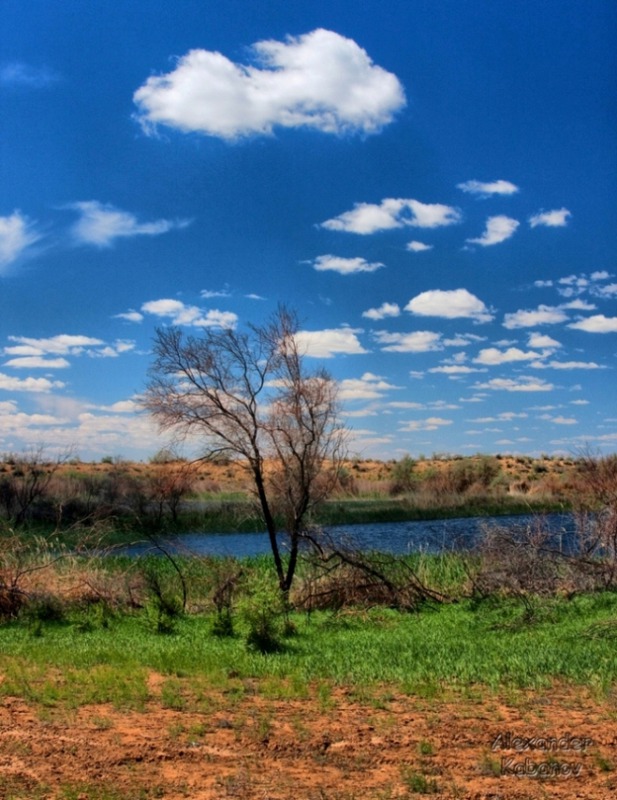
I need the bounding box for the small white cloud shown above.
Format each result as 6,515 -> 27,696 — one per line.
429,365 -> 486,375
503,305 -> 568,329
321,198 -> 461,235
474,376 -> 554,392
339,373 -> 401,401
406,241 -> 433,252
534,279 -> 553,288
457,179 -> 519,197
531,360 -> 604,370
473,347 -> 542,366
467,215 -> 519,246
374,330 -> 443,353
595,283 -> 617,298
114,310 -> 144,323
5,334 -> 104,356
3,356 -> 70,369
529,208 -> 572,228
399,416 -> 453,432
0,372 -> 64,393
0,211 -> 42,272
405,289 -> 493,322
201,288 -> 232,299
528,332 -> 561,349
294,328 -> 367,358
312,255 -> 385,274
568,315 -> 617,333
134,29 -> 406,139
141,298 -> 237,329
67,201 -> 190,247
362,302 -> 400,321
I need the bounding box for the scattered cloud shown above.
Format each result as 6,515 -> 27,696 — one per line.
201,288 -> 232,299
311,255 -> 385,274
538,414 -> 577,425
474,376 -> 554,392
114,310 -> 144,323
0,211 -> 42,272
374,330 -> 442,353
66,201 -> 190,247
406,240 -> 433,252
529,208 -> 572,228
399,417 -> 453,432
503,305 -> 568,329
141,299 -> 238,329
0,62 -> 59,89
530,359 -> 604,370
338,372 -> 401,401
134,29 -> 406,139
466,215 -> 519,246
294,327 -> 367,358
362,302 -> 400,321
429,364 -> 486,375
405,289 -> 493,322
568,315 -> 617,333
0,372 -> 64,393
3,356 -> 70,369
5,334 -> 105,357
321,198 -> 462,234
528,332 -> 561,349
457,179 -> 519,197
473,347 -> 542,366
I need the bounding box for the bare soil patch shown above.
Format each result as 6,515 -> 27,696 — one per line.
0,678 -> 615,799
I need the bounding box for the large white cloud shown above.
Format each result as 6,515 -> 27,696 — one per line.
457,179 -> 519,197
134,29 -> 406,139
399,417 -> 453,432
294,327 -> 367,358
321,198 -> 462,234
568,315 -> 617,333
529,208 -> 572,228
311,255 -> 385,274
503,305 -> 568,329
0,211 -> 42,271
67,201 -> 190,247
405,289 -> 493,322
466,215 -> 519,246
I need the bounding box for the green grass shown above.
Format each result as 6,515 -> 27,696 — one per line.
1,591 -> 616,710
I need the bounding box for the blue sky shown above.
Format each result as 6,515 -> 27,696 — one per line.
1,0 -> 616,461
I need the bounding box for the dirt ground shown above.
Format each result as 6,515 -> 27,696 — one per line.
0,677 -> 615,799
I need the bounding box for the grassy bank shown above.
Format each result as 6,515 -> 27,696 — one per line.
1,591 -> 616,706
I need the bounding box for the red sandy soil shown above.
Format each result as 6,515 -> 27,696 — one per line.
0,677 -> 615,799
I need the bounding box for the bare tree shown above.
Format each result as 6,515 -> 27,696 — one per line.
142,307 -> 347,596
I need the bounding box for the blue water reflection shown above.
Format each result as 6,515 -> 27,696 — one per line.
120,513 -> 577,558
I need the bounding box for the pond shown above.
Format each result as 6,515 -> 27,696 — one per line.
120,512 -> 577,558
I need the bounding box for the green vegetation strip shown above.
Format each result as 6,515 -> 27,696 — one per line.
1,592 -> 616,710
